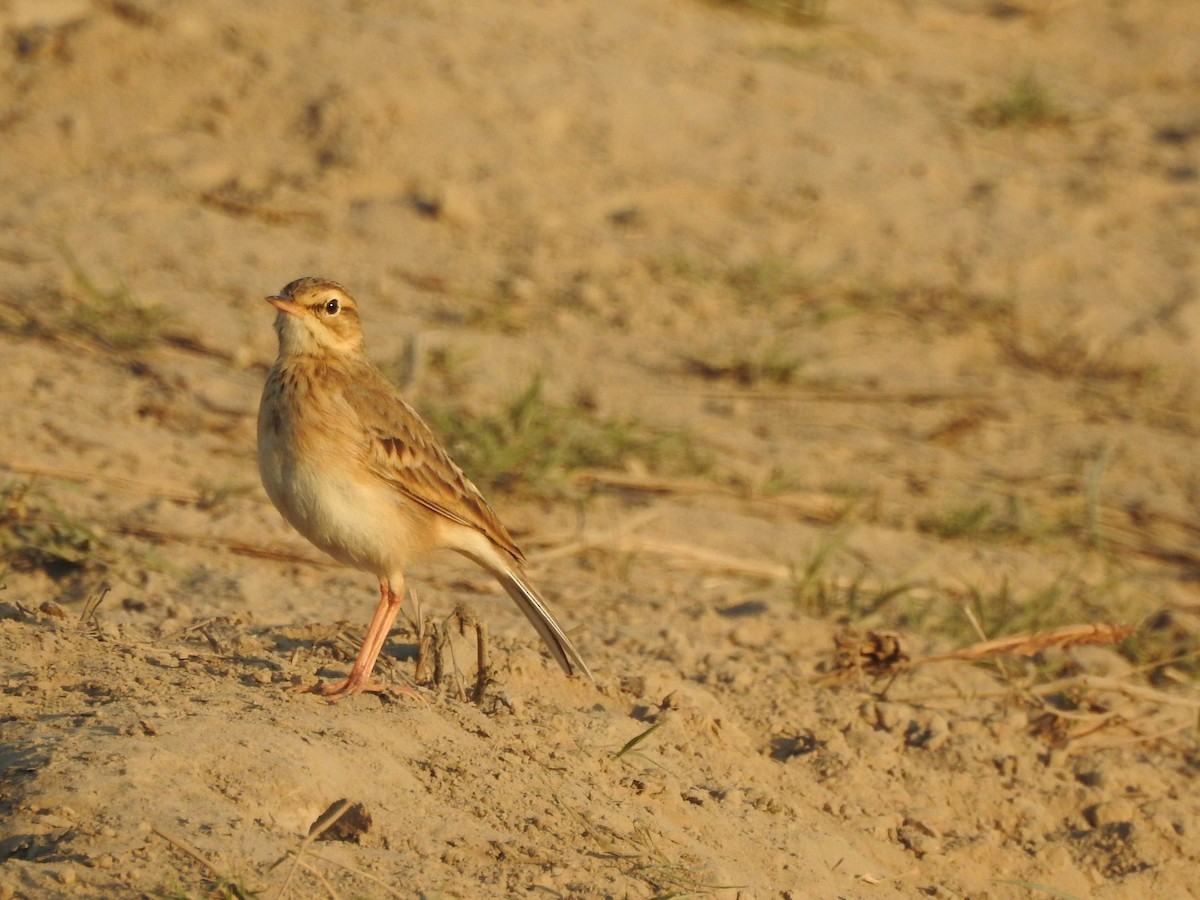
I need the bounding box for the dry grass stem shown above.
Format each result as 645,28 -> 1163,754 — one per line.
301,849 -> 409,898
294,859 -> 341,900
111,522 -> 334,567
153,825 -> 260,896
542,526 -> 813,583
570,470 -> 849,521
620,538 -> 794,580
920,623 -> 1134,664
1030,674 -> 1200,710
274,799 -> 352,900
529,507 -> 664,565
197,189 -> 322,225
0,458 -> 212,505
1068,721 -> 1197,751
151,826 -> 223,875
77,583 -> 109,627
656,386 -> 996,404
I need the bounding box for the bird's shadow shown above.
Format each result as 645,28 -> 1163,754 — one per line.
260,627 -> 420,664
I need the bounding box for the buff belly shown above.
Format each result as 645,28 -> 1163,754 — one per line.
259,440 -> 432,577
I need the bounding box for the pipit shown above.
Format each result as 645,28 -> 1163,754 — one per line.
257,277 -> 592,698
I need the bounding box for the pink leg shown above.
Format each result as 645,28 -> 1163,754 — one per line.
297,577 -> 418,700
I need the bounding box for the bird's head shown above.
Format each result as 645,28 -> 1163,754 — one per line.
267,277 -> 365,358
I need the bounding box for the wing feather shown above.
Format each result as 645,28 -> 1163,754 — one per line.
339,366 -> 526,564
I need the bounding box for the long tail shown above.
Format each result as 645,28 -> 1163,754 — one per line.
493,567 -> 594,681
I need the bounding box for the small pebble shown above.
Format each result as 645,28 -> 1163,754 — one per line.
721,788 -> 744,808
682,788 -> 707,806
1087,798 -> 1138,828
923,714 -> 951,750
39,600 -> 68,619
874,701 -> 908,732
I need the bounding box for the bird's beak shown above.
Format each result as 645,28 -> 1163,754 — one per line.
266,295 -> 308,318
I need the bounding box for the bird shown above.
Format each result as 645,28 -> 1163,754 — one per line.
257,276 -> 593,698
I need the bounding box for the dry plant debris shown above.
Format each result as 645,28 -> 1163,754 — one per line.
921,623 -> 1135,664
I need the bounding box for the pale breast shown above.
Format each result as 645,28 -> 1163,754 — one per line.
277,460 -> 434,574
258,362 -> 436,577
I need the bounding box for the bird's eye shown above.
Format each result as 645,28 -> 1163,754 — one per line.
324,297 -> 340,315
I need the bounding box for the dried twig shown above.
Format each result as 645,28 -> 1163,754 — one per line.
1030,674 -> 1200,710
152,826 -> 223,876
611,536 -> 794,580
415,621 -> 437,684
417,605 -> 492,703
153,825 -> 261,896
110,523 -> 334,567
919,623 -> 1133,664
77,582 -> 110,628
472,615 -> 491,704
197,190 -> 322,225
0,458 -> 208,505
654,386 -> 994,404
1067,720 -> 1197,751
294,859 -> 341,900
299,849 -> 408,898
568,471 -> 850,523
528,507 -> 664,565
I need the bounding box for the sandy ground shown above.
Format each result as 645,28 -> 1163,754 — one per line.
2,0 -> 1199,897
